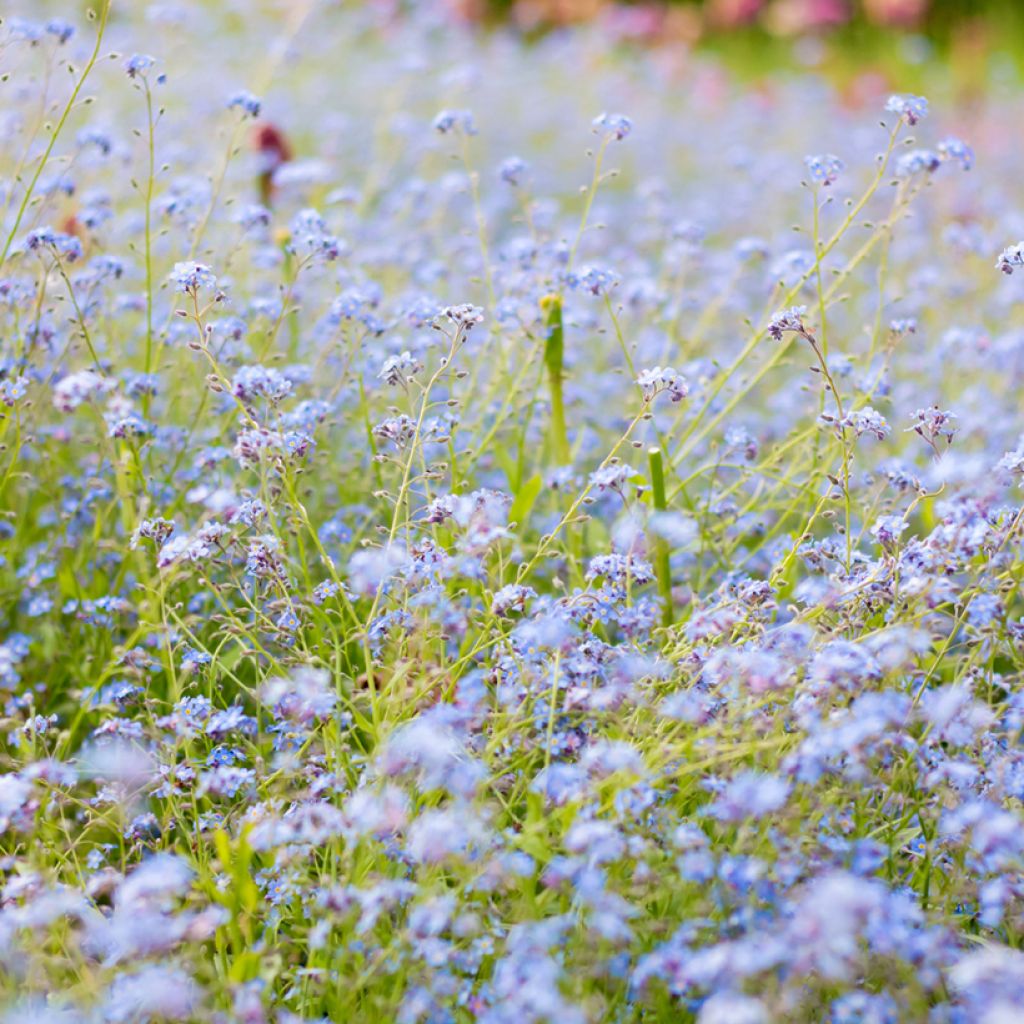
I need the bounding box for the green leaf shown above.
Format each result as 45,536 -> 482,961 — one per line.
509,473 -> 543,529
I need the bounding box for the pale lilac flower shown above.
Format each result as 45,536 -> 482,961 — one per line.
170,260 -> 217,293
592,112 -> 633,140
804,153 -> 844,186
432,109 -> 477,135
636,366 -> 688,403
708,771 -> 790,821
885,93 -> 928,125
261,666 -> 337,725
767,305 -> 809,341
997,242 -> 1024,275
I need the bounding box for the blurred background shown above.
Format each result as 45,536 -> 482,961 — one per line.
423,0 -> 1022,91
35,0 -> 1024,96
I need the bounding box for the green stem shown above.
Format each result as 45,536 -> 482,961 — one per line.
541,293 -> 569,466
568,137 -> 608,270
0,0 -> 112,272
647,446 -> 673,627
143,79 -> 156,381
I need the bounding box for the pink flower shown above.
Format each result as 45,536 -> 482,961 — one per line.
864,0 -> 928,26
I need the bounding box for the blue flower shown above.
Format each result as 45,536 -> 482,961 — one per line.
170,260 -> 217,293
885,93 -> 928,125
124,53 -> 157,79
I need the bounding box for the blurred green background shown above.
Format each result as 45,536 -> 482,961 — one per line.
443,0 -> 1024,92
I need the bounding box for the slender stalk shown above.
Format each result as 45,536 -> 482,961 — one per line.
568,137 -> 609,271
0,0 -> 112,272
142,79 -> 157,380
665,123 -> 903,479
54,255 -> 102,370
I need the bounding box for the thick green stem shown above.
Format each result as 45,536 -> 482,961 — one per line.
648,446 -> 673,627
541,293 -> 569,466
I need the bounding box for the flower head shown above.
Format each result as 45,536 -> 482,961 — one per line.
499,156 -> 528,186
170,261 -> 217,294
124,54 -> 156,79
592,112 -> 633,140
636,367 -> 688,403
768,305 -> 809,341
438,304 -> 485,332
938,136 -> 974,171
895,149 -> 940,177
227,90 -> 262,118
804,153 -> 844,186
885,93 -> 928,125
432,109 -> 477,135
45,19 -> 74,44
997,242 -> 1024,275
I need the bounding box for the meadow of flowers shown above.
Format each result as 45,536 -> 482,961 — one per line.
3,1 -> 1024,1021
